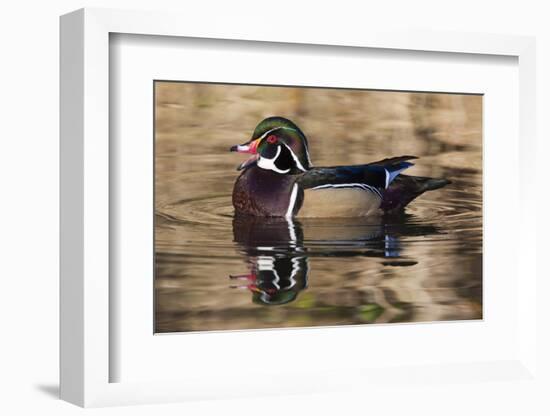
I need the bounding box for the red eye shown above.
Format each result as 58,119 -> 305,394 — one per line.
266,135 -> 277,144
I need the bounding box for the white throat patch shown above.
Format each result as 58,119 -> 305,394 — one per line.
257,146 -> 290,174
256,126 -> 310,171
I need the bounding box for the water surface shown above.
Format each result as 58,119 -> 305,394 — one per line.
154,82 -> 482,332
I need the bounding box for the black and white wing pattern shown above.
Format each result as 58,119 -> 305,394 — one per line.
297,155 -> 417,198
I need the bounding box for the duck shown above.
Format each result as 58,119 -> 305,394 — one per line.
230,116 -> 450,218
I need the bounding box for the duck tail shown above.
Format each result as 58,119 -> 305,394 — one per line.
367,155 -> 417,188
384,161 -> 415,188
381,174 -> 451,213
419,177 -> 452,192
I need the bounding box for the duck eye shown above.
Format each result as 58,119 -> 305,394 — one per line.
266,135 -> 278,144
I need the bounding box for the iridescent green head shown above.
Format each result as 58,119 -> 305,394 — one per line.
230,116 -> 313,174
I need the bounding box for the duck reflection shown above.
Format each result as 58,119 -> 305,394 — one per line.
230,216 -> 308,305
231,214 -> 441,305
230,256 -> 309,305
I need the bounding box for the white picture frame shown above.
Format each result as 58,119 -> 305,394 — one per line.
60,7 -> 538,408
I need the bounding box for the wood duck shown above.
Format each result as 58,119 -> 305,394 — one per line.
230,116 -> 450,218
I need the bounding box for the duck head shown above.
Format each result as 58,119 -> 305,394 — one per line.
230,116 -> 312,174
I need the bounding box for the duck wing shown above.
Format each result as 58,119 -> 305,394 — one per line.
297,155 -> 417,192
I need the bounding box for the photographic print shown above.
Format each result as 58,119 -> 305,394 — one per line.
154,81 -> 482,333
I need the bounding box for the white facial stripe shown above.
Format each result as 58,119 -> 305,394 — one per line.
257,126 -> 298,140
258,127 -> 281,141
304,146 -> 313,167
257,126 -> 311,166
257,146 -> 290,174
281,127 -> 312,167
285,183 -> 299,219
280,127 -> 311,168
282,143 -> 306,172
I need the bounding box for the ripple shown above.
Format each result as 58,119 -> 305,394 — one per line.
159,194 -> 234,228
155,175 -> 482,260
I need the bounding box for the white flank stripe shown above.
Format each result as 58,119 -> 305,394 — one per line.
312,182 -> 382,199
280,127 -> 312,167
286,183 -> 299,219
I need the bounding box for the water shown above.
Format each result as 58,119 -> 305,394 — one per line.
154,82 -> 482,333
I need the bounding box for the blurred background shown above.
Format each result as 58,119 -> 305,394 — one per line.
154,81 -> 482,332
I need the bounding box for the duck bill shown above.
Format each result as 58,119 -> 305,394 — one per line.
230,138 -> 261,170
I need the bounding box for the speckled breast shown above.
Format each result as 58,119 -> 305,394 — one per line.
232,167 -> 302,217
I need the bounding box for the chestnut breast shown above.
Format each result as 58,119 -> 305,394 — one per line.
232,167 -> 302,217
